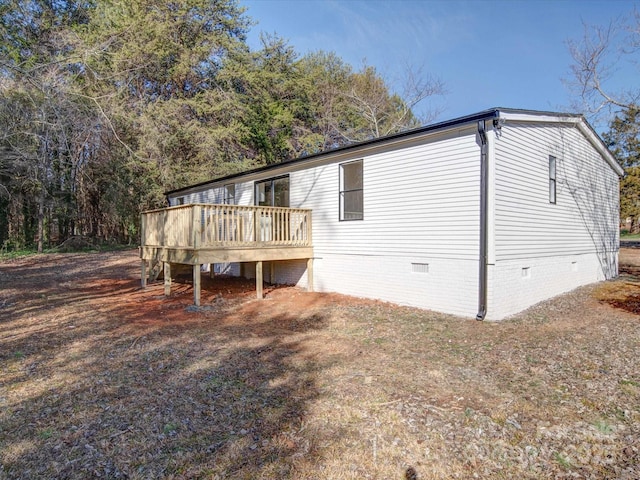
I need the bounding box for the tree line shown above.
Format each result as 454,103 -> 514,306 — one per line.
2,1 -> 638,252
0,0 -> 444,251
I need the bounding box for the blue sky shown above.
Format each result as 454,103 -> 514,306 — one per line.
241,0 -> 638,133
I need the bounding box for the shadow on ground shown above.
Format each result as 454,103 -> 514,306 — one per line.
0,251 -> 328,478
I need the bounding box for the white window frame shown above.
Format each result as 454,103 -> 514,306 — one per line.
549,155 -> 557,204
339,159 -> 363,221
223,183 -> 235,205
254,175 -> 290,207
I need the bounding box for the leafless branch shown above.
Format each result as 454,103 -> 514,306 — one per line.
566,15 -> 639,122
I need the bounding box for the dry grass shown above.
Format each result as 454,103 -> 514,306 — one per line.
0,250 -> 638,479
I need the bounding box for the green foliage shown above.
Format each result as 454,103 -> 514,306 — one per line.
38,428 -> 55,440
0,0 -> 440,247
163,423 -> 178,434
593,418 -> 614,434
0,0 -> 92,69
554,452 -> 572,469
604,106 -> 640,231
605,106 -> 640,169
73,0 -> 253,194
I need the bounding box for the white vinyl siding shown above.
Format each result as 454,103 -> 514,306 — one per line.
168,186 -> 224,206
161,112 -> 620,320
235,181 -> 254,205
164,129 -> 482,317
168,182 -> 250,207
286,128 -> 482,317
494,122 -> 619,264
167,128 -> 481,263
286,129 -> 480,261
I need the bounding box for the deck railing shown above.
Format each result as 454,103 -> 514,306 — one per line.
141,203 -> 312,249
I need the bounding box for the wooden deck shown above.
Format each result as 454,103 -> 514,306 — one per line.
139,204 -> 313,305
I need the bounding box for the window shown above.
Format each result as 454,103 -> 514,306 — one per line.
224,184 -> 235,205
549,155 -> 556,204
340,160 -> 363,221
176,197 -> 185,205
255,176 -> 289,207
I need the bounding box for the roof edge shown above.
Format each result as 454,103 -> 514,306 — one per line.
164,107 -> 622,196
164,108 -> 501,196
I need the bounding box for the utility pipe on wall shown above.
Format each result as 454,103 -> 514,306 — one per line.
476,119 -> 489,321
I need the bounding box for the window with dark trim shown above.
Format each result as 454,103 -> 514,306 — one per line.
340,160 -> 363,220
255,176 -> 289,207
176,197 -> 185,205
224,183 -> 235,205
549,155 -> 556,204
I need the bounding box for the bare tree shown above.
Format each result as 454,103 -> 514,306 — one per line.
566,10 -> 640,121
396,62 -> 447,126
342,63 -> 446,142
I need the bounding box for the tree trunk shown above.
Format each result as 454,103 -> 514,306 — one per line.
37,187 -> 45,253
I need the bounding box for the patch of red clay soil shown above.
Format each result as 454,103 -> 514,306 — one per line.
118,271 -> 359,332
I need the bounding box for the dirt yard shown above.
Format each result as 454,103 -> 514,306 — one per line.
1,249 -> 639,479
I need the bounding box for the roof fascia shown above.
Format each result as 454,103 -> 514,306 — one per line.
165,109 -> 500,196
178,125 -> 478,195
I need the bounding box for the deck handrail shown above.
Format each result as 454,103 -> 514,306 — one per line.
141,203 -> 312,249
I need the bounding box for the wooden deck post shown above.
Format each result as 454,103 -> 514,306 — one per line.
256,261 -> 263,299
141,259 -> 147,288
307,258 -> 314,292
193,264 -> 201,306
191,206 -> 199,248
164,262 -> 171,296
209,263 -> 214,279
253,209 -> 259,243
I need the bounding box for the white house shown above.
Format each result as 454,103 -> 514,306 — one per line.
157,108 -> 623,320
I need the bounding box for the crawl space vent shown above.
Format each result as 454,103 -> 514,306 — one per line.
411,263 -> 429,274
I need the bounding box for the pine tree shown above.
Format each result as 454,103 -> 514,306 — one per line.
603,106 -> 640,232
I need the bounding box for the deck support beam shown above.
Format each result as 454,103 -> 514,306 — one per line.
193,264 -> 201,306
256,261 -> 263,299
307,258 -> 314,292
164,262 -> 171,296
